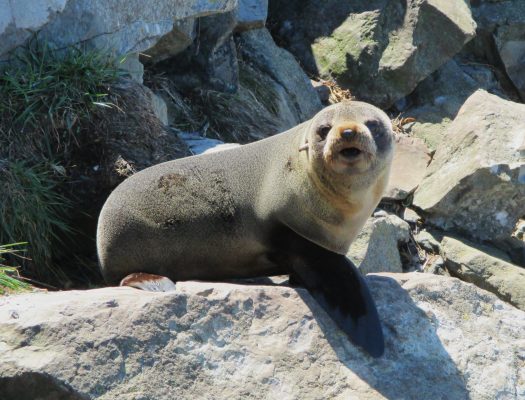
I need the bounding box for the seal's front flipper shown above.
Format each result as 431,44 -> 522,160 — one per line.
291,253 -> 384,357
120,272 -> 176,292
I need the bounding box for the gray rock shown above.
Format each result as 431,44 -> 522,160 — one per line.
384,135 -> 430,200
404,57 -> 506,150
0,0 -> 237,62
1,273 -> 524,399
142,17 -> 197,65
236,0 -> 268,31
178,133 -> 240,155
269,0 -> 476,107
494,24 -> 525,101
167,11 -> 239,93
94,80 -> 190,186
472,0 -> 525,34
149,91 -> 169,126
237,28 -> 322,125
311,80 -> 331,103
400,108 -> 452,152
413,90 -> 525,263
347,213 -> 410,274
403,208 -> 422,224
468,0 -> 525,100
415,230 -> 441,254
119,53 -> 144,84
422,254 -> 448,276
441,236 -> 525,311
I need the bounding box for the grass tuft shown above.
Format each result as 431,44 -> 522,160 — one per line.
0,243 -> 31,294
0,161 -> 72,281
0,41 -> 121,160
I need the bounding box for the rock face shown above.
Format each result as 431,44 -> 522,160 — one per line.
0,0 -> 237,61
494,24 -> 525,101
413,90 -> 525,263
347,213 -> 410,275
1,273 -> 524,399
236,0 -> 268,31
385,135 -> 430,200
268,0 -> 476,107
441,236 -> 525,311
403,57 -> 507,150
157,26 -> 322,135
471,0 -> 525,101
237,28 -> 322,126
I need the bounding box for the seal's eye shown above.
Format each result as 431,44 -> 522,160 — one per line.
365,120 -> 381,135
317,124 -> 332,140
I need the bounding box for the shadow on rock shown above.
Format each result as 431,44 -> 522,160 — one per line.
0,372 -> 89,400
296,274 -> 470,399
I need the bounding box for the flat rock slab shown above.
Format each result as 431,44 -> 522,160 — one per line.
441,236 -> 525,311
1,273 -> 524,399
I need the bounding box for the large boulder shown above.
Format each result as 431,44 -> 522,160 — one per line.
413,90 -> 525,264
0,0 -> 237,62
268,0 -> 476,107
441,236 -> 525,311
1,273 -> 524,399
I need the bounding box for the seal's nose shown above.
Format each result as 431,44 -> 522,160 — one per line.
341,129 -> 354,139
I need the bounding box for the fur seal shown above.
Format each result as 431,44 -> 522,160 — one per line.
97,101 -> 394,357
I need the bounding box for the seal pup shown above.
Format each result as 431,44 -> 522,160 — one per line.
97,101 -> 394,357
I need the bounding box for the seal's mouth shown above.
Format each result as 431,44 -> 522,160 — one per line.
339,146 -> 363,161
336,142 -> 370,164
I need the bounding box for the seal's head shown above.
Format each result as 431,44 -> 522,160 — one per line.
300,101 -> 394,191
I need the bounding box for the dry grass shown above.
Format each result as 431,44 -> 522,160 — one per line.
392,115 -> 416,134
321,79 -> 353,104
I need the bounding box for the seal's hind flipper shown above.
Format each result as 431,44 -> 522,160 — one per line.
291,254 -> 384,357
120,273 -> 176,292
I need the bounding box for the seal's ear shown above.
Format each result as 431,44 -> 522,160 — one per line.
299,141 -> 309,152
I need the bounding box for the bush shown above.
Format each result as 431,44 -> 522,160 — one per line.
0,42 -> 121,286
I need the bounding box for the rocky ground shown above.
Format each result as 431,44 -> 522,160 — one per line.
1,0 -> 524,399
1,274 -> 524,399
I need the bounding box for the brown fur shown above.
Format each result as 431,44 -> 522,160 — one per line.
97,101 -> 394,284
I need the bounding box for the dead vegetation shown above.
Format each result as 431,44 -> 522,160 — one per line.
392,115 -> 416,135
